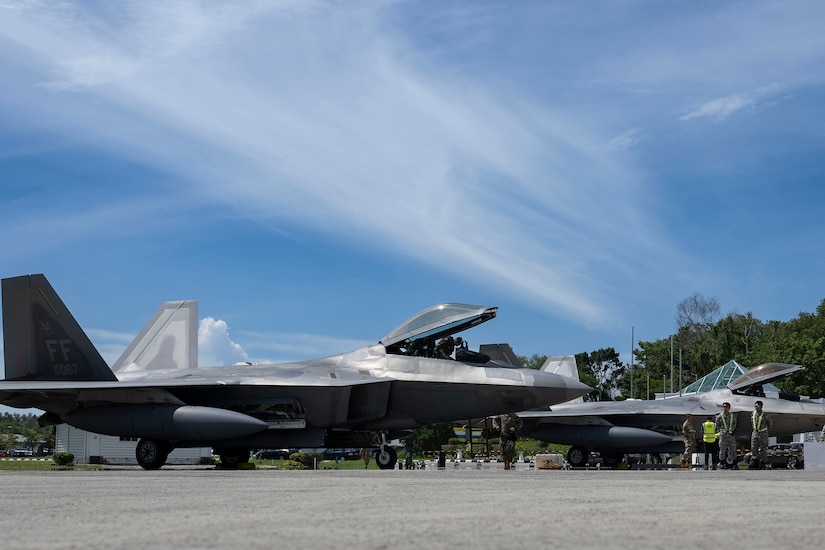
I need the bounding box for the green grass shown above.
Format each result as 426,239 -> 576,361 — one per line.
0,458 -> 85,471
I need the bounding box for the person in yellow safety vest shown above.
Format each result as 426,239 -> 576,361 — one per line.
750,400 -> 772,469
701,416 -> 719,470
715,402 -> 738,469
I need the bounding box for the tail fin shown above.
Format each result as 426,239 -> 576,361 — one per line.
1,274 -> 117,381
540,355 -> 584,404
112,300 -> 198,374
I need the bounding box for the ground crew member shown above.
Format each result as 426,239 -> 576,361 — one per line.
493,413 -> 522,470
681,413 -> 697,468
750,400 -> 772,469
715,402 -> 737,469
702,416 -> 719,470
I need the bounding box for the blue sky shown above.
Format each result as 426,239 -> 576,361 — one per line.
2,0 -> 825,397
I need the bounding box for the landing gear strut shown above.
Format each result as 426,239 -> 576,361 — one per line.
374,433 -> 398,469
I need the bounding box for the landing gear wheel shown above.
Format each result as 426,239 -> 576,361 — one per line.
375,445 -> 398,469
602,454 -> 621,468
567,446 -> 588,468
217,448 -> 251,469
136,439 -> 170,470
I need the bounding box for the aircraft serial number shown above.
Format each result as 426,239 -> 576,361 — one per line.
52,363 -> 80,376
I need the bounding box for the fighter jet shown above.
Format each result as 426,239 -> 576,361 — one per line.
518,356 -> 825,467
0,274 -> 590,470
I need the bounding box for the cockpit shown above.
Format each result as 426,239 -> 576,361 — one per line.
380,303 -> 498,359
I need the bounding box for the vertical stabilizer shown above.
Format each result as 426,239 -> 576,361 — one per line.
1,274 -> 117,381
112,300 -> 198,375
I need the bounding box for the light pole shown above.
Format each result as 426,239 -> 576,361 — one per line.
630,325 -> 634,400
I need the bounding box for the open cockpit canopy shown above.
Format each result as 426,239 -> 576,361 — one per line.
728,362 -> 804,393
380,303 -> 497,356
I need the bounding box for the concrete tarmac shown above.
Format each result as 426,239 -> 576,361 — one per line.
2,466 -> 824,549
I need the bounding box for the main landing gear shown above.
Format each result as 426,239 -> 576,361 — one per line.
215,447 -> 252,469
566,446 -> 589,468
135,439 -> 171,470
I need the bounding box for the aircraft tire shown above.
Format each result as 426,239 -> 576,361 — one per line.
136,439 -> 170,470
375,445 -> 397,470
567,446 -> 588,468
217,448 -> 251,469
602,454 -> 622,468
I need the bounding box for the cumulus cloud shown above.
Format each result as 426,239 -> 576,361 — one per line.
198,317 -> 250,367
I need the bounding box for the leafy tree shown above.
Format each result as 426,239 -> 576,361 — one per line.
634,338 -> 679,397
672,293 -> 723,378
415,423 -> 454,451
577,348 -> 625,401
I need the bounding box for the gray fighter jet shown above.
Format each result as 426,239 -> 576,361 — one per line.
0,274 -> 589,469
519,356 -> 825,467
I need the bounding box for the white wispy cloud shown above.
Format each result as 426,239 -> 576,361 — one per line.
608,129 -> 642,151
0,1 -> 647,327
679,80 -> 783,122
680,91 -> 763,122
4,1 -> 823,335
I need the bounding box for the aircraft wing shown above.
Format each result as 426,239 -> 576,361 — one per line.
519,397 -> 707,425
0,365 -> 390,419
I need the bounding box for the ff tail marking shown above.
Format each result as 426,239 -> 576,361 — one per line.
2,274 -> 116,382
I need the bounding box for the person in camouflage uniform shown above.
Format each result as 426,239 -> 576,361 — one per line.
715,402 -> 737,469
750,400 -> 772,469
493,413 -> 522,470
681,413 -> 697,468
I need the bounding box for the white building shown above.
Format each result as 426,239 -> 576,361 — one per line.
56,424 -> 212,465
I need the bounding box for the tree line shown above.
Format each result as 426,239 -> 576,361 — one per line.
0,412 -> 54,452
521,293 -> 825,402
